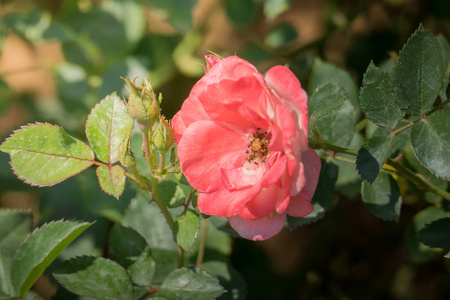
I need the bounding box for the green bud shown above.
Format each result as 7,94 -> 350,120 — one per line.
123,77 -> 160,124
118,137 -> 136,168
152,117 -> 175,152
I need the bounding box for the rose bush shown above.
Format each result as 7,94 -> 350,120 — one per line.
172,56 -> 321,240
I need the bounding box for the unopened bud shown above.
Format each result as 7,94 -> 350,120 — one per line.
118,137 -> 136,168
152,117 -> 175,152
123,77 -> 160,124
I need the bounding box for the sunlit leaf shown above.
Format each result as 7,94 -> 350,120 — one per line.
175,209 -> 200,251
86,93 -> 134,164
0,123 -> 95,186
96,165 -> 126,199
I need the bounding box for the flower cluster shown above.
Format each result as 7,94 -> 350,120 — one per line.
172,56 -> 321,240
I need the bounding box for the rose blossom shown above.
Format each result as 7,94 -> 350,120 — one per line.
172,56 -> 321,241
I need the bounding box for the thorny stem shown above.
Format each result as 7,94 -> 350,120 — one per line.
310,138 -> 450,202
196,218 -> 209,268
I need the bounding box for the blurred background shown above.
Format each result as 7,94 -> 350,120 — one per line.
1,0 -> 450,299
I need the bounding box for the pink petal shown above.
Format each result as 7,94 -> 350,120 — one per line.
198,186 -> 252,217
229,212 -> 287,241
178,120 -> 247,192
205,55 -> 221,70
297,148 -> 321,202
239,184 -> 282,220
221,163 -> 266,190
172,93 -> 210,139
288,157 -> 306,196
286,195 -> 314,217
171,112 -> 186,144
265,65 -> 309,151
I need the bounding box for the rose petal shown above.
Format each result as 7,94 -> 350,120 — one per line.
239,184 -> 282,220
286,195 -> 314,217
297,148 -> 321,202
178,120 -> 247,192
229,212 -> 287,241
198,186 -> 252,217
221,163 -> 266,190
265,65 -> 309,151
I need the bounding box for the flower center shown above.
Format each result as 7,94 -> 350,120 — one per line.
245,128 -> 270,165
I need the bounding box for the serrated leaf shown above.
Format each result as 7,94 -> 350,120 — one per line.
11,220 -> 92,297
0,209 -> 33,257
0,255 -> 16,298
405,206 -> 450,263
411,110 -> 450,180
159,180 -> 186,208
287,160 -> 338,228
417,218 -> 450,248
308,58 -> 359,111
361,172 -> 402,221
0,123 -> 95,186
96,165 -> 126,199
360,62 -> 404,129
52,256 -> 133,300
108,224 -> 155,287
202,261 -> 247,300
158,267 -> 225,300
175,209 -> 200,251
393,25 -> 444,115
86,93 -> 134,164
356,135 -> 399,184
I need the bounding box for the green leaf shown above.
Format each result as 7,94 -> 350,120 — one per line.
86,93 -> 134,164
360,62 -> 404,129
108,224 -> 155,287
175,209 -> 200,251
308,58 -> 359,111
158,267 -> 225,300
52,256 -> 133,300
54,63 -> 89,112
123,195 -> 178,283
224,0 -> 256,28
405,206 -> 450,263
0,209 -> 33,257
356,135 -> 402,184
287,160 -> 338,228
411,110 -> 450,180
147,0 -> 197,33
311,93 -> 355,147
96,165 -> 126,199
0,123 -> 95,186
11,220 -> 92,297
361,172 -> 402,221
265,23 -> 297,48
393,25 -> 444,115
263,0 -> 291,20
0,255 -> 16,299
308,82 -> 346,116
417,218 -> 450,248
158,180 -> 187,208
202,261 -> 247,300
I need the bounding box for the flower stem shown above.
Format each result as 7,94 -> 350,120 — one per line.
196,218 -> 209,268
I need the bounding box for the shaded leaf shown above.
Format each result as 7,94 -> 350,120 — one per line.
308,58 -> 359,111
0,123 -> 94,186
96,165 -> 126,199
108,224 -> 155,287
86,93 -> 134,164
393,25 -> 444,115
202,261 -> 247,300
361,172 -> 402,221
418,218 -> 450,248
287,160 -> 338,228
263,0 -> 291,20
11,220 -> 92,297
411,110 -> 450,180
0,209 -> 33,257
159,180 -> 186,208
265,23 -> 297,48
360,62 -> 404,129
0,255 -> 16,299
158,267 -> 225,300
175,209 -> 200,251
224,0 -> 256,28
53,256 -> 132,300
356,135 -> 400,184
405,206 -> 450,263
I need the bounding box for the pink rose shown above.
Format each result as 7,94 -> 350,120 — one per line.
172,56 -> 321,241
